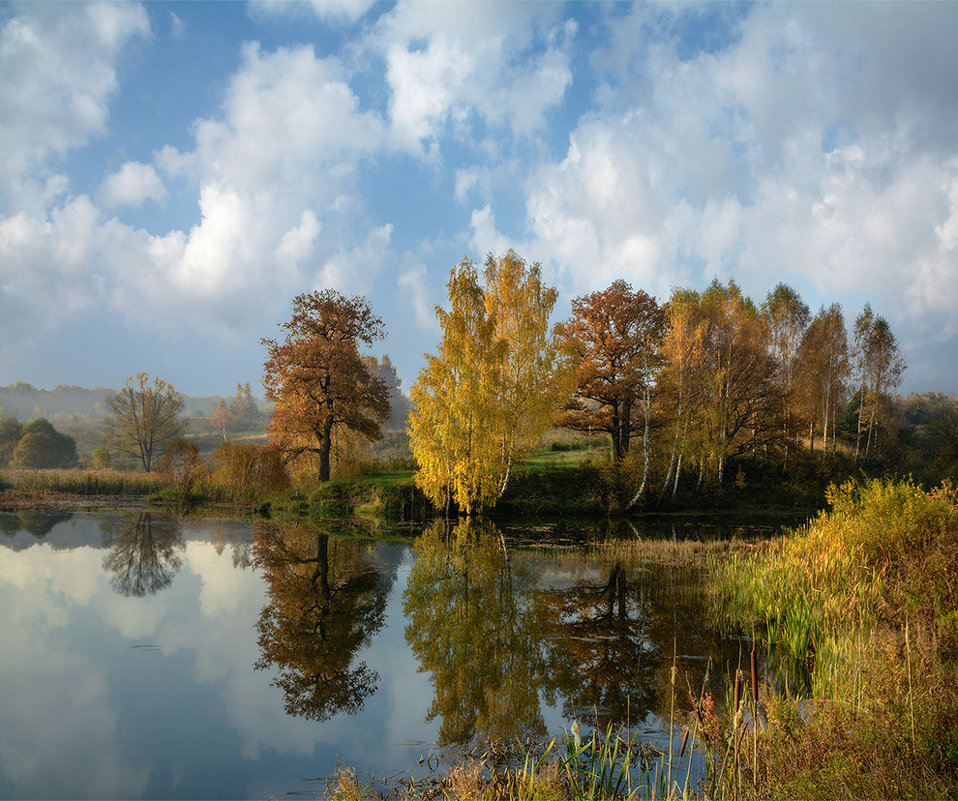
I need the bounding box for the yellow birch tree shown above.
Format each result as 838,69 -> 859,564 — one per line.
409,252 -> 562,515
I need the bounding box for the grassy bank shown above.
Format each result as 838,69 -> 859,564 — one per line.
707,478 -> 958,799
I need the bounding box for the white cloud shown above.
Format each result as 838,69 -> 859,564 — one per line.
0,3 -> 150,213
3,38 -> 394,345
100,161 -> 167,207
397,262 -> 439,333
249,0 -> 375,24
509,2 -> 958,390
374,3 -> 574,151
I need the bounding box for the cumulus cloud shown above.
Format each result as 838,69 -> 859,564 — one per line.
100,161 -> 167,207
3,33 -> 393,345
374,3 -> 575,151
511,2 -> 958,389
0,3 -> 150,213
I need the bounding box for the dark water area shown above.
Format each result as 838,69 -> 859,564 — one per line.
0,510 -> 789,800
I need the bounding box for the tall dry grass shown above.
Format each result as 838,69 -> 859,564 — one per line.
706,478 -> 958,799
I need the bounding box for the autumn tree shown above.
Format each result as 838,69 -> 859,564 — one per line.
797,304 -> 850,453
658,288 -> 707,497
409,253 -> 561,515
262,290 -> 390,483
253,521 -> 389,721
403,518 -> 549,743
556,280 -> 665,480
762,283 -> 810,467
482,250 -> 563,494
853,305 -> 905,460
104,373 -> 186,472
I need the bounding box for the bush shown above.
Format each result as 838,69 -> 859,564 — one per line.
207,441 -> 289,502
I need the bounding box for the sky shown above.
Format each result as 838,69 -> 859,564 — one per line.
2,1 -> 958,399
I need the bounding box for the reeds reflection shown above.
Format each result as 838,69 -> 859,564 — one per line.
252,521 -> 390,721
101,511 -> 184,597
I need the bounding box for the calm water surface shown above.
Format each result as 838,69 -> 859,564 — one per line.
0,510 -> 777,800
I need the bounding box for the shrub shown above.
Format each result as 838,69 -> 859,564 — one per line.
207,441 -> 289,501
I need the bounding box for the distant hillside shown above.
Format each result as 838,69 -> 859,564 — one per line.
0,382 -> 262,423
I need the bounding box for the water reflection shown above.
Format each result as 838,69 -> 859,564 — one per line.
252,521 -> 391,721
101,512 -> 184,596
0,509 -> 73,538
404,518 -> 550,744
405,518 -> 742,744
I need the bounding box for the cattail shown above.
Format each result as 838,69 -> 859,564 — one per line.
734,668 -> 743,713
689,691 -> 705,729
678,728 -> 690,759
750,648 -> 759,708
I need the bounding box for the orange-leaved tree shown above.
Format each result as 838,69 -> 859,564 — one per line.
262,290 -> 390,482
557,280 -> 665,478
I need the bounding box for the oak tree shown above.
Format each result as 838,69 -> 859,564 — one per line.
262,290 -> 390,482
556,280 -> 665,472
104,373 -> 186,472
253,521 -> 388,721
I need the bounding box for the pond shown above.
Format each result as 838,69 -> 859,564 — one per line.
0,510 -> 783,800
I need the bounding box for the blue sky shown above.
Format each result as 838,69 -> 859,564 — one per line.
2,1 -> 958,399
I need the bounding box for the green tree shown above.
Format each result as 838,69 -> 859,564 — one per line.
0,416 -> 23,466
10,419 -> 77,468
104,373 -> 186,472
262,290 -> 390,483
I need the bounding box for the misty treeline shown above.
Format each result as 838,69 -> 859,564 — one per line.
0,380 -> 259,422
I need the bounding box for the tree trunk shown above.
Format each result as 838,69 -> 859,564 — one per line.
317,417 -> 334,482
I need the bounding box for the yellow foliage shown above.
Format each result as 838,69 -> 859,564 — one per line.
409,252 -> 562,515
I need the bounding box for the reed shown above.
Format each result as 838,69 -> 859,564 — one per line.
702,478 -> 958,800
5,467 -> 167,496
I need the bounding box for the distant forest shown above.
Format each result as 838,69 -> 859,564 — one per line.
0,381 -> 243,422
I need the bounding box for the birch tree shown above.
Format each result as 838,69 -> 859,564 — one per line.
797,304 -> 850,454
853,306 -> 905,459
408,253 -> 561,516
762,284 -> 810,467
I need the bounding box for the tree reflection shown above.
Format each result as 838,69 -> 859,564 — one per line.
253,521 -> 389,721
537,550 -> 742,729
17,509 -> 73,539
403,518 -> 550,744
101,512 -> 184,596
538,560 -> 659,725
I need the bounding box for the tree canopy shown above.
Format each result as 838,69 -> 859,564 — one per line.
103,373 -> 186,472
262,290 -> 390,482
409,252 -> 562,515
